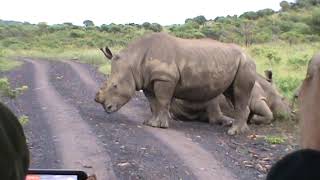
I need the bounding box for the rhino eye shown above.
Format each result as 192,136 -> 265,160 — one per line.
113,84 -> 117,88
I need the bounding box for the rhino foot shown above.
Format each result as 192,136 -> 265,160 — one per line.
227,123 -> 250,135
222,119 -> 233,127
209,116 -> 234,127
250,115 -> 272,125
220,116 -> 234,127
143,113 -> 169,128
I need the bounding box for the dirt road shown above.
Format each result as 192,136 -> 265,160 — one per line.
4,59 -> 298,180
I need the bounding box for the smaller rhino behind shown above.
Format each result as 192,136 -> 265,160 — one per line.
170,70 -> 291,125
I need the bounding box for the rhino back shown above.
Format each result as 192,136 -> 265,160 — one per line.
175,41 -> 243,100
122,33 -> 247,101
141,36 -> 244,101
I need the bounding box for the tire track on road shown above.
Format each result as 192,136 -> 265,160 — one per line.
25,59 -> 116,179
66,60 -> 236,180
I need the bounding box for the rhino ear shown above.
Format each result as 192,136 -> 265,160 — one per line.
264,70 -> 273,83
99,46 -> 113,60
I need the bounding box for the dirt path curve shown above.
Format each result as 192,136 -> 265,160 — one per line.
66,60 -> 236,180
25,59 -> 116,179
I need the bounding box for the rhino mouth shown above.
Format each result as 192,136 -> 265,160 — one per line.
103,103 -> 119,113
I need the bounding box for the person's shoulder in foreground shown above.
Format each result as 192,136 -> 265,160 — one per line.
0,101 -> 29,180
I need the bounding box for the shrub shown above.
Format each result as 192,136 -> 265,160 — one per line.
69,30 -> 85,38
276,76 -> 302,98
287,54 -> 311,67
149,23 -> 162,32
0,78 -> 28,99
19,115 -> 29,126
266,51 -> 282,64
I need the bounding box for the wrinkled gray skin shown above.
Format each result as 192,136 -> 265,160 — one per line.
170,70 -> 292,125
95,32 -> 256,135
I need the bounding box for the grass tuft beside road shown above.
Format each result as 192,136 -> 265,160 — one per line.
0,59 -> 22,72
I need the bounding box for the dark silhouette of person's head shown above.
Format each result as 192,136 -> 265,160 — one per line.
266,149 -> 320,180
0,102 -> 29,180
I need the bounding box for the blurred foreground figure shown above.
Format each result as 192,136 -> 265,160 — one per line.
266,53 -> 320,180
0,102 -> 29,180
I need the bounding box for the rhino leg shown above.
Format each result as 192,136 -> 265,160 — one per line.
207,99 -> 234,126
143,90 -> 156,113
143,81 -> 175,128
227,60 -> 256,135
250,100 -> 273,124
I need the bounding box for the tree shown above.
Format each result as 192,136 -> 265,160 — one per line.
296,0 -> 320,7
193,15 -> 207,25
201,26 -> 219,39
142,22 -> 151,29
279,20 -> 294,32
184,18 -> 193,24
37,22 -> 48,34
311,9 -> 320,33
239,20 -> 255,46
239,11 -> 259,20
280,1 -> 290,11
280,31 -> 303,45
149,23 -> 163,32
214,16 -> 226,22
83,20 -> 94,27
257,9 -> 275,17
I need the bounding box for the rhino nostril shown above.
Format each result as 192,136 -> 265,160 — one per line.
107,105 -> 112,110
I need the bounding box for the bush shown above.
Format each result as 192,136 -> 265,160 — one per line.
201,26 -> 219,39
257,8 -> 275,17
193,15 -> 207,25
173,30 -> 205,39
69,30 -> 85,38
280,31 -> 303,44
240,11 -> 259,20
310,9 -> 320,33
276,76 -> 302,98
142,22 -> 151,29
266,51 -> 282,64
0,78 -> 28,99
149,23 -> 162,32
287,54 -> 311,67
19,115 -> 29,126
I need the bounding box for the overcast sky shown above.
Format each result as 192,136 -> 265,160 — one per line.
1,0 -> 295,26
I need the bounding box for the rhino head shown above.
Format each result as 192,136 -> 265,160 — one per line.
95,47 -> 136,113
263,70 -> 292,119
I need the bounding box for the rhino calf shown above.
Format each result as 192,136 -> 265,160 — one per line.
95,33 -> 256,135
248,70 -> 291,124
170,95 -> 235,126
170,70 -> 291,125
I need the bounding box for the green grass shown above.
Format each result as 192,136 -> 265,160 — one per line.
98,63 -> 111,74
0,78 -> 28,99
0,59 -> 22,72
265,135 -> 286,144
0,49 -> 23,72
18,115 -> 29,126
246,42 -> 320,99
4,47 -> 117,74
